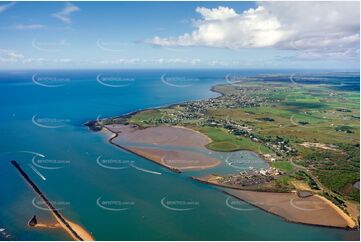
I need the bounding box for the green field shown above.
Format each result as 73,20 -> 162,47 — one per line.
128,109 -> 168,127
117,75 -> 360,202
271,161 -> 294,173
196,126 -> 271,153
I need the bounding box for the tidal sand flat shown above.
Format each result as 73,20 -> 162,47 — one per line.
104,124 -> 220,171
224,189 -> 356,229
125,147 -> 220,171
65,220 -> 94,241
106,124 -> 211,147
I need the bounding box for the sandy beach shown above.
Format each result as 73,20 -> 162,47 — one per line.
195,175 -> 356,228
66,220 -> 94,241
316,195 -> 357,228
34,223 -> 61,229
104,124 -> 220,171
35,218 -> 94,241
224,188 -> 356,229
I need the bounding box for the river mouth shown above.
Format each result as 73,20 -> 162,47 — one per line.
1,70 -> 358,241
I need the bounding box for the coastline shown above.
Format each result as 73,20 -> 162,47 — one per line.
101,125 -> 221,173
173,125 -> 213,144
193,175 -> 357,229
98,122 -> 358,230
316,195 -> 357,228
102,126 -> 182,173
93,85 -> 223,127
191,175 -> 276,192
85,80 -> 358,231
223,189 -> 357,230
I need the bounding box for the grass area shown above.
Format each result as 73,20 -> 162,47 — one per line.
197,126 -> 271,153
220,82 -> 360,199
128,109 -> 165,127
275,175 -> 292,187
253,175 -> 294,192
316,170 -> 359,201
292,170 -> 320,190
117,74 -> 359,201
271,161 -> 294,173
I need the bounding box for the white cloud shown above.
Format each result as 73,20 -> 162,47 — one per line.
95,58 -> 202,65
0,49 -> 25,63
147,2 -> 360,58
195,6 -> 238,21
0,2 -> 15,13
52,2 -> 80,24
21,57 -> 46,64
148,5 -> 287,49
14,24 -> 46,30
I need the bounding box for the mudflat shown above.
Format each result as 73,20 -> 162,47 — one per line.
224,188 -> 356,229
106,124 -> 211,148
105,124 -> 220,171
126,146 -> 220,170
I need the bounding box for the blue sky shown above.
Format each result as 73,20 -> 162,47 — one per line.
0,1 -> 359,70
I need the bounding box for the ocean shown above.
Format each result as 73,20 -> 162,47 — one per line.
0,69 -> 358,240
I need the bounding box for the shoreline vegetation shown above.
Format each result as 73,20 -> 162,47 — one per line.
11,160 -> 94,241
85,73 -> 359,230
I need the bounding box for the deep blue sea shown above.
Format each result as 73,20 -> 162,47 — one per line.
0,69 -> 359,240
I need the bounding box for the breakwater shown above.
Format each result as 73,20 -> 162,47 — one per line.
11,160 -> 85,241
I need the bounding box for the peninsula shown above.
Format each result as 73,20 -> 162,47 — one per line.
86,73 -> 359,229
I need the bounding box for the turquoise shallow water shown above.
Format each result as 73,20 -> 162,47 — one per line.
0,70 -> 359,240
